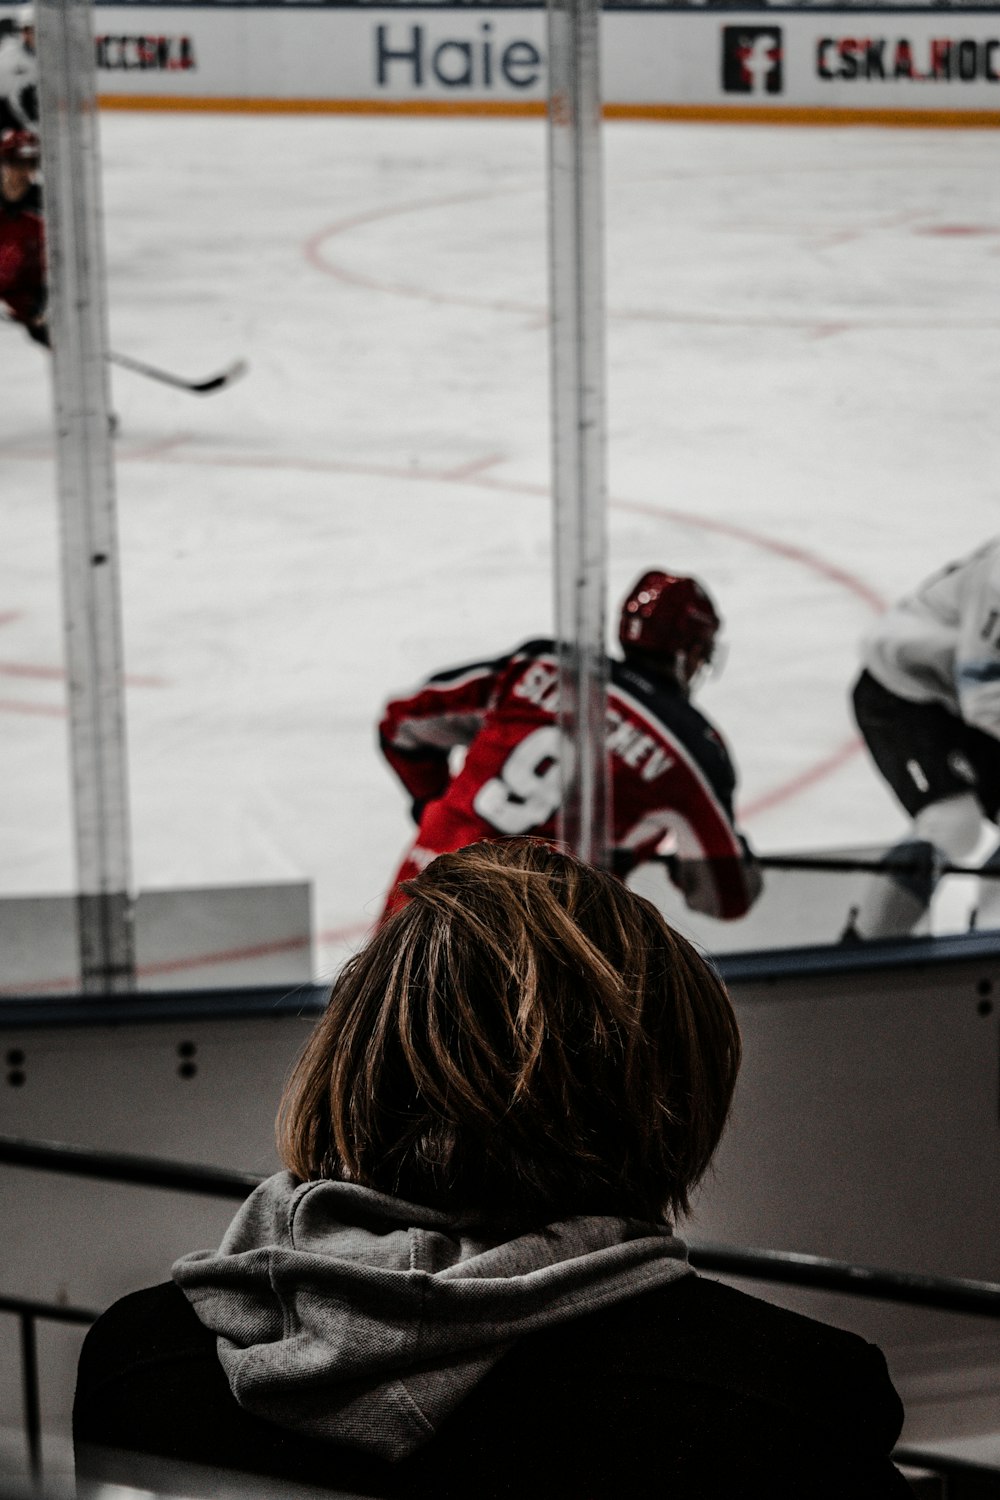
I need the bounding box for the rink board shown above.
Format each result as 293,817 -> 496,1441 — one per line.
1,940 -> 998,1474
0,883 -> 313,994
79,5 -> 1000,119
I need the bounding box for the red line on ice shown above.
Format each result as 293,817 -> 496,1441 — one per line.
303,193 -> 541,317
739,736 -> 862,821
0,662 -> 167,687
0,612 -> 167,711
303,203 -> 1000,332
439,453 -> 506,481
0,698 -> 66,718
608,495 -> 886,614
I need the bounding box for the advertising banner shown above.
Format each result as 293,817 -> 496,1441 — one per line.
79,5 -> 1000,117
610,10 -> 1000,108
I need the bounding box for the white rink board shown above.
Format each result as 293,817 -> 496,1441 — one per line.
0,883 -> 312,994
77,6 -> 1000,113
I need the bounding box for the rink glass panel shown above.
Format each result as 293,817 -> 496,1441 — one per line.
2,69 -> 999,995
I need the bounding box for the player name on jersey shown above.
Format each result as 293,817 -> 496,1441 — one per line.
513,660 -> 675,784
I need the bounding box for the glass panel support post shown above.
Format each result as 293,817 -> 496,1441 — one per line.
546,0 -> 610,870
36,0 -> 135,992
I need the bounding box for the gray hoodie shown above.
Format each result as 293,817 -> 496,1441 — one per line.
172,1172 -> 690,1462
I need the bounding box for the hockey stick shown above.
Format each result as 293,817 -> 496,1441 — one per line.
107,349 -> 248,396
649,852 -> 1000,879
756,853 -> 1000,879
2,311 -> 248,395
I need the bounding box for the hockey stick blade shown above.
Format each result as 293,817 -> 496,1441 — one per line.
2,314 -> 248,395
108,351 -> 249,395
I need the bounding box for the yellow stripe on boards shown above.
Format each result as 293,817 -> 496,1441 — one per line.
604,103 -> 1000,127
97,95 -> 547,117
97,95 -> 1000,127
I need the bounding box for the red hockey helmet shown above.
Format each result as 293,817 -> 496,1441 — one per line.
0,128 -> 40,165
618,570 -> 721,682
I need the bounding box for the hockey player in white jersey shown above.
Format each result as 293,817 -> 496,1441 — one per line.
850,537 -> 1000,938
0,6 -> 37,136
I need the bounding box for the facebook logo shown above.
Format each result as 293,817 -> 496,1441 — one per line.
722,26 -> 783,94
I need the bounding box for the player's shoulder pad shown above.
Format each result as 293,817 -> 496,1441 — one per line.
510,637 -> 558,660
614,660 -> 737,764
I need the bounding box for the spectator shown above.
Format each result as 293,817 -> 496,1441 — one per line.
75,839 -> 910,1499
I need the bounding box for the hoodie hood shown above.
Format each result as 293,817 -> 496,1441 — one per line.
172,1171 -> 690,1462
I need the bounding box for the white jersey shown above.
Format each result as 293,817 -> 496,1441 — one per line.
0,34 -> 37,130
861,538 -> 1000,740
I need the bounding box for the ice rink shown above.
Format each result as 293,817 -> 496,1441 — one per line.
2,111 -> 999,981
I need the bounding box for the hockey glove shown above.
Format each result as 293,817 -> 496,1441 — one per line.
25,316 -> 49,347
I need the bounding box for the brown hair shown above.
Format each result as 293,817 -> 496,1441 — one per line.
277,839 -> 741,1224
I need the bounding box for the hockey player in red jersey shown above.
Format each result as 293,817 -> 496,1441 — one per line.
0,126 -> 46,346
379,570 -> 761,921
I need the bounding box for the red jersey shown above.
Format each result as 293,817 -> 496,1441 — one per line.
0,177 -> 44,328
380,639 -> 758,921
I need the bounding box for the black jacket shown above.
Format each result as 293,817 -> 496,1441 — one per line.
74,1273 -> 912,1499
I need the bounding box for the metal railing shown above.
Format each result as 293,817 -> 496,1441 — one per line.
3,1133 -> 1000,1490
0,1292 -> 100,1482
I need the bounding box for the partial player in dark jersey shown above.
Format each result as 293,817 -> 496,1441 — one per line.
2,123 -> 123,436
0,125 -> 47,345
379,570 -> 762,921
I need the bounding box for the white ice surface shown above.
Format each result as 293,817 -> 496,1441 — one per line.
2,114 -> 998,980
